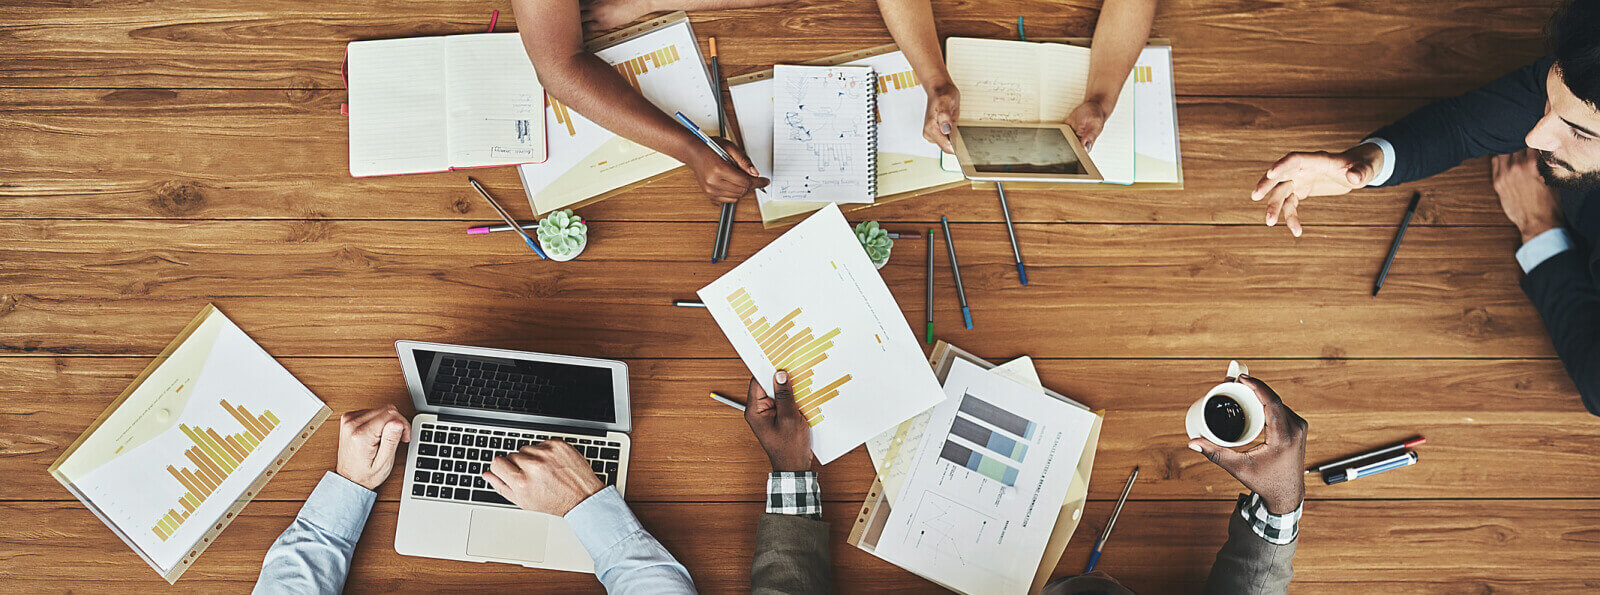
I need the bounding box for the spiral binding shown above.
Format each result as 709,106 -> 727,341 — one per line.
864,70 -> 878,199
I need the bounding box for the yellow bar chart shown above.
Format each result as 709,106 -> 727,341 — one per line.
728,287 -> 853,427
151,400 -> 279,541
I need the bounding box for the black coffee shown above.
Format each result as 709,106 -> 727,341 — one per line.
1203,395 -> 1247,442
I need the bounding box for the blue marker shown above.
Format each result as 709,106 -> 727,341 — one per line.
996,183 -> 1028,285
1326,451 -> 1418,484
939,216 -> 973,329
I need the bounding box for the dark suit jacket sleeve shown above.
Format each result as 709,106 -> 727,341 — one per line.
751,513 -> 832,595
1202,501 -> 1297,595
1369,57 -> 1553,186
1522,247 -> 1600,415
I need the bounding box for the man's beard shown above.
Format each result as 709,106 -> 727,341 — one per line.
1535,150 -> 1600,192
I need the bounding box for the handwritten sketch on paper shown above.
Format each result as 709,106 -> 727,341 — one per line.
770,65 -> 876,203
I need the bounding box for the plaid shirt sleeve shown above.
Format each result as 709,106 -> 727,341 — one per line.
766,471 -> 823,520
1239,493 -> 1301,545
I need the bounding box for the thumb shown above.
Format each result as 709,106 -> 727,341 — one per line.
1188,438 -> 1245,469
772,370 -> 803,419
1344,158 -> 1370,186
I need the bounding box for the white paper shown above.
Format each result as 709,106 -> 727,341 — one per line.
58,310 -> 325,573
771,65 -> 876,203
873,358 -> 1096,595
1132,46 -> 1181,183
697,204 -> 945,464
347,38 -> 450,177
517,19 -> 720,212
444,33 -> 546,168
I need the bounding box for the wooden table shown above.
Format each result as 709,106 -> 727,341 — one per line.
4,0 -> 1598,592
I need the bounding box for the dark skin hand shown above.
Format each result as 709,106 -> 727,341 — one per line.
745,370 -> 814,472
1188,374 -> 1309,514
511,0 -> 767,203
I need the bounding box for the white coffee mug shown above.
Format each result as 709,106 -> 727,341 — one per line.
1185,360 -> 1265,448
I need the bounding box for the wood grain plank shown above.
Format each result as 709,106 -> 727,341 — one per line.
0,221 -> 1555,359
0,90 -> 1513,225
1,500 -> 1595,593
0,0 -> 1547,98
6,357 -> 1593,502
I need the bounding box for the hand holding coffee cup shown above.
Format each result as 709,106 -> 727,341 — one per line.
1186,369 -> 1310,515
1186,361 -> 1265,447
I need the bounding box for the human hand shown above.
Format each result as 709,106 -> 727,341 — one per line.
335,405 -> 411,491
1492,149 -> 1565,243
687,138 -> 769,204
744,371 -> 814,472
921,82 -> 960,154
1065,99 -> 1109,150
1251,143 -> 1385,237
580,0 -> 656,32
1188,375 -> 1308,514
483,439 -> 606,516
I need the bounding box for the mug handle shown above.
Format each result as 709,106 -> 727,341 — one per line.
1226,360 -> 1249,381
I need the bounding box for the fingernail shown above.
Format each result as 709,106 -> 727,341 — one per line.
775,370 -> 789,383
1188,443 -> 1202,452
940,123 -> 951,134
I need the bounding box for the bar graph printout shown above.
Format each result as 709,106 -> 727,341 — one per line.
698,204 -> 945,463
873,357 -> 1097,594
52,307 -> 326,576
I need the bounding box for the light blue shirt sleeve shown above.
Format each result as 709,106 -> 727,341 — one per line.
1516,228 -> 1576,273
253,472 -> 376,595
1360,137 -> 1398,187
565,486 -> 695,594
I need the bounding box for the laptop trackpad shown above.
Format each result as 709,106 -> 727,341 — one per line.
466,508 -> 548,563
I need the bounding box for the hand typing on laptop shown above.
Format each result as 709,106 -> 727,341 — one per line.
482,440 -> 605,515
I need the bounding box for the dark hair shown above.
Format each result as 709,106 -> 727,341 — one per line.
1551,0 -> 1600,107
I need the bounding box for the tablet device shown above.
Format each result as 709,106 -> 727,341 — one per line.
950,121 -> 1103,183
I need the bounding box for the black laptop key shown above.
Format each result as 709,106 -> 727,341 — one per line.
413,484 -> 425,496
416,457 -> 439,470
453,489 -> 471,501
445,474 -> 458,486
447,433 -> 461,445
600,448 -> 620,461
479,450 -> 493,462
467,448 -> 480,460
585,446 -> 599,458
468,462 -> 482,474
605,462 -> 618,476
440,486 -> 453,499
607,474 -> 617,487
454,460 -> 468,473
431,471 -> 445,484
453,447 -> 466,459
476,435 -> 488,447
590,460 -> 603,473
471,490 -> 513,506
489,438 -> 501,449
415,470 -> 429,484
419,430 -> 433,442
474,477 -> 487,489
426,485 -> 439,498
418,444 -> 438,457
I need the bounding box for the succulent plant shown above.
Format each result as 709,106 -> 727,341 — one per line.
536,209 -> 588,257
854,221 -> 893,266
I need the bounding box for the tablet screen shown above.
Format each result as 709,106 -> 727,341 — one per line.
959,126 -> 1086,174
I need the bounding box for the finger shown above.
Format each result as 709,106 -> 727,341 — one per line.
746,379 -> 775,420
1189,437 -> 1247,469
1260,182 -> 1295,226
482,469 -> 512,495
1344,158 -> 1371,187
772,370 -> 793,400
1236,375 -> 1296,442
724,142 -> 760,177
1263,153 -> 1302,181
489,455 -> 519,479
1283,196 -> 1303,237
1491,153 -> 1507,174
371,420 -> 405,470
751,176 -> 770,190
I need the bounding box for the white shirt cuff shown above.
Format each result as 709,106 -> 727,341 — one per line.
1516,228 -> 1575,273
1360,138 -> 1397,187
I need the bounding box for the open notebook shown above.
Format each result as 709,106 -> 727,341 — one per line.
770,65 -> 878,203
347,33 -> 547,177
943,37 -> 1136,184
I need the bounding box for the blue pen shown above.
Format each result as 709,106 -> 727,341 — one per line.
673,111 -> 741,263
469,177 -> 547,259
674,111 -> 736,163
1085,467 -> 1138,573
939,216 -> 973,329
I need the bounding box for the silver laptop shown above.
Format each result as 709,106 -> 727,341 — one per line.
393,340 -> 632,573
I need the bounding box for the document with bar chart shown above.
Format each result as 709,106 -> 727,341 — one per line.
873,357 -> 1096,595
698,203 -> 945,464
50,306 -> 328,580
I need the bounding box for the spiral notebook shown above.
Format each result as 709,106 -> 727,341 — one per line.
770,65 -> 877,203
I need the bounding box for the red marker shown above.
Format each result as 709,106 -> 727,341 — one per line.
1308,436 -> 1425,474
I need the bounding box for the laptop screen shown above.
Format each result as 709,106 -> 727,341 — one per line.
409,348 -> 617,424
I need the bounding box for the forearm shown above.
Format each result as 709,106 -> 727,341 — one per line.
876,0 -> 952,90
1368,58 -> 1551,186
253,473 -> 376,595
658,0 -> 796,8
513,0 -> 703,163
567,487 -> 696,593
1203,494 -> 1297,595
1083,0 -> 1156,110
1520,243 -> 1600,415
751,471 -> 831,595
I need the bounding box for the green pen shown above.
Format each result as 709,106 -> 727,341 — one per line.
925,229 -> 935,344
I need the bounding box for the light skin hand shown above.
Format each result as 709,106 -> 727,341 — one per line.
335,405 -> 412,491
688,138 -> 770,204
1491,149 -> 1564,243
580,0 -> 657,32
1188,375 -> 1309,515
1251,143 -> 1385,237
483,439 -> 606,516
1065,99 -> 1109,150
922,82 -> 960,154
745,370 -> 814,472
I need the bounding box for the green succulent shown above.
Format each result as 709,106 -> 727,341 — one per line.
854,221 -> 893,266
536,209 -> 588,256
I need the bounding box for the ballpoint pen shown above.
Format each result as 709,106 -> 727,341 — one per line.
467,177 -> 546,259
1085,466 -> 1139,573
1373,191 -> 1422,295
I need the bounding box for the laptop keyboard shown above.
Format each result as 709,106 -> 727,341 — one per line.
410,421 -> 621,507
428,357 -> 556,414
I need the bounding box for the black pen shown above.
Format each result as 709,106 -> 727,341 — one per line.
1373,191 -> 1422,295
